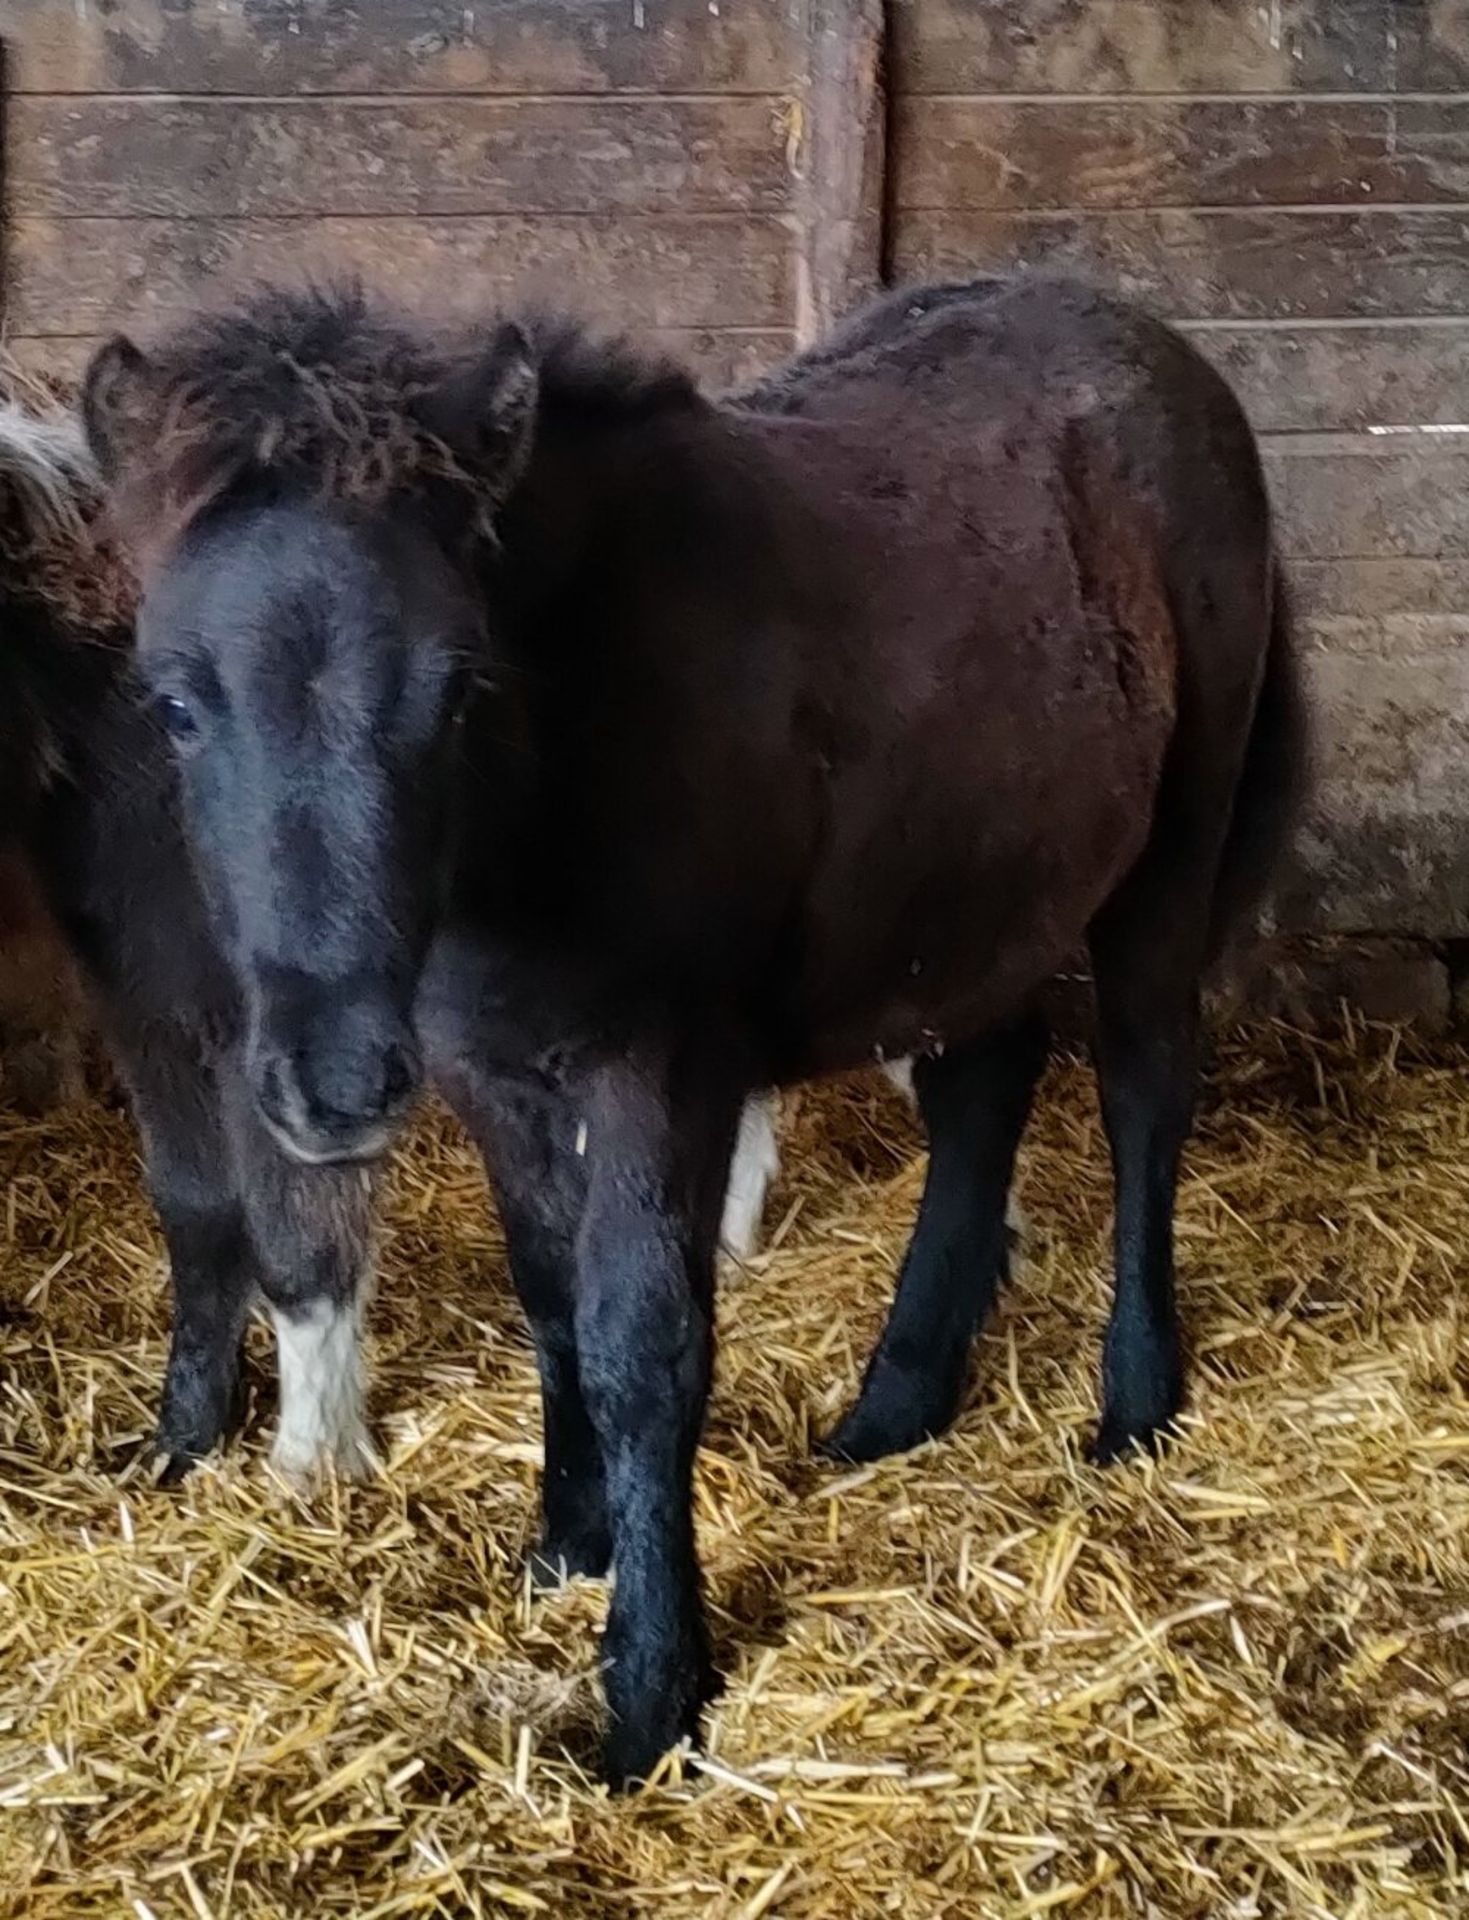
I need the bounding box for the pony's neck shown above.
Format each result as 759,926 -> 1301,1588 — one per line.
487,393 -> 782,659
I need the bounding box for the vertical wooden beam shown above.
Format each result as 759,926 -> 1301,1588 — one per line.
796,0 -> 888,346
0,36 -> 9,342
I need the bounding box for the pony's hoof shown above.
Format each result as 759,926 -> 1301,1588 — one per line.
1087,1415 -> 1175,1467
820,1410 -> 924,1464
269,1420 -> 379,1486
1093,1342 -> 1184,1466
599,1606 -> 715,1791
527,1526 -> 611,1590
154,1446 -> 200,1487
601,1652 -> 712,1791
821,1362 -> 961,1463
155,1369 -> 245,1482
153,1416 -> 235,1483
603,1721 -> 700,1794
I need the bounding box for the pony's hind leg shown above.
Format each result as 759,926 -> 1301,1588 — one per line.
1085,878 -> 1206,1464
825,1012 -> 1048,1462
116,1024 -> 257,1478
719,1067 -> 924,1265
221,1074 -> 378,1481
720,1092 -> 781,1261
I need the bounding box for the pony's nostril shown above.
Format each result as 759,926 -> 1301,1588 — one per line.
381,1044 -> 416,1111
256,1054 -> 292,1124
253,1025 -> 416,1157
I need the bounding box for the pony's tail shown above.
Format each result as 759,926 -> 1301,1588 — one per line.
1208,562 -> 1310,961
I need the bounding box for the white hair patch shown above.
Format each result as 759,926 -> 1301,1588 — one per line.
0,400 -> 99,535
720,1091 -> 782,1263
269,1292 -> 376,1481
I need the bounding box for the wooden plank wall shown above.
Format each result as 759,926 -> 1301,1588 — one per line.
0,0 -> 809,386
889,0 -> 1469,938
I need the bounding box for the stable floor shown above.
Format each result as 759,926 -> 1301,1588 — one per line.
2,1027 -> 1467,1918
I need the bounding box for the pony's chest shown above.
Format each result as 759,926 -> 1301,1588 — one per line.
416,922 -> 650,1090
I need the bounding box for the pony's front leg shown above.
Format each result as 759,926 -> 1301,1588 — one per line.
574,1050 -> 739,1788
448,1072 -> 605,1585
115,1021 -> 256,1477
221,1074 -> 379,1482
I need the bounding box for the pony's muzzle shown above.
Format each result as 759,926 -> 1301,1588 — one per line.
253,1029 -> 420,1166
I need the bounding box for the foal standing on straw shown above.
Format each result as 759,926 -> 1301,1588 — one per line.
83,273 -> 1301,1784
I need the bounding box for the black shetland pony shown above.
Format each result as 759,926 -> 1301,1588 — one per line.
0,371 -> 380,1481
83,274 -> 1301,1785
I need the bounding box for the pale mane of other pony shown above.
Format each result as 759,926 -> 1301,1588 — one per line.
0,357 -> 136,635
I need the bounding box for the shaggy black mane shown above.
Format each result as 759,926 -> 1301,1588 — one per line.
518,308 -> 705,427
105,283 -> 705,529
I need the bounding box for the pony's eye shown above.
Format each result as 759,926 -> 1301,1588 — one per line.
154,693 -> 199,741
451,672 -> 493,725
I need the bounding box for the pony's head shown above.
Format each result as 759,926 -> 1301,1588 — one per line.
84,282 -> 701,1163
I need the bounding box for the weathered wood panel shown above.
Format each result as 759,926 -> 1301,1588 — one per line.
895,97 -> 1469,211
895,0 -> 1469,95
1281,549 -> 1469,938
6,214 -> 795,337
1290,558 -> 1469,620
1187,325 -> 1469,434
796,0 -> 886,341
662,326 -> 794,386
893,208 -> 1469,320
1286,631 -> 1469,937
0,0 -> 800,95
5,326 -> 796,390
1264,437 -> 1469,559
11,95 -> 796,220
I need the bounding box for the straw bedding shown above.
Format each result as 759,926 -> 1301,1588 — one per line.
2,1023 -> 1467,1917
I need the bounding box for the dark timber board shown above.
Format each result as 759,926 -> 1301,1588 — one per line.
0,0 -> 800,96
893,207 -> 1469,321
1264,437 -> 1469,560
11,95 -> 797,220
1186,325 -> 1469,434
6,213 -> 797,335
896,97 -> 1469,211
894,0 -> 1469,96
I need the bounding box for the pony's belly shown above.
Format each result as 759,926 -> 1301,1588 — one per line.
780,943 -> 1063,1083
778,776 -> 1157,1078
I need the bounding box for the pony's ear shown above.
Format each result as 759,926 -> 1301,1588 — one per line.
420,321 -> 539,507
82,335 -> 160,481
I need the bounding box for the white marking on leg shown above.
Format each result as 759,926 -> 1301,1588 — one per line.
720,1092 -> 781,1261
1005,1193 -> 1031,1245
269,1293 -> 376,1481
881,1057 -> 916,1101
